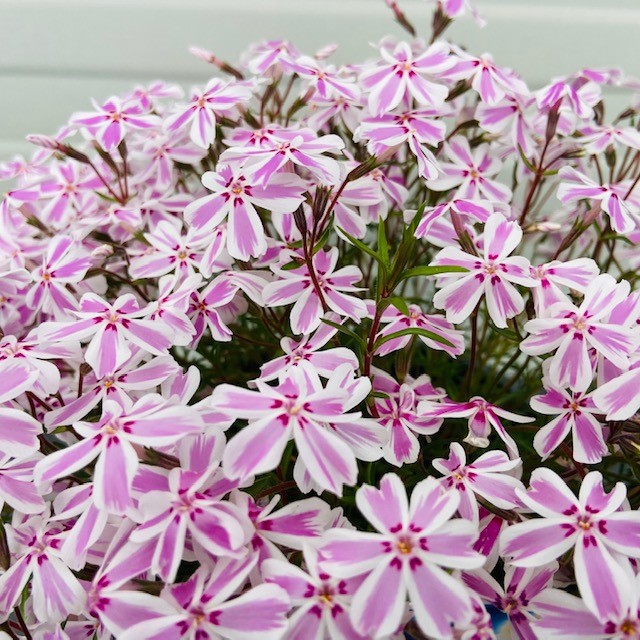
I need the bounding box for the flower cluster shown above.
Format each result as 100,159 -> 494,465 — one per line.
1,0 -> 640,638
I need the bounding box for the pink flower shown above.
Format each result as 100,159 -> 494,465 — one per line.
580,123 -> 640,154
164,78 -> 252,148
231,492 -> 330,566
432,213 -> 534,328
462,562 -> 557,638
557,166 -> 638,233
118,558 -> 290,640
419,396 -> 533,457
530,380 -> 607,463
259,315 -> 358,382
34,395 -> 204,514
444,49 -> 529,105
413,197 -> 493,240
374,380 -> 442,466
188,271 -> 266,344
263,545 -> 366,639
359,41 -> 452,115
71,97 -> 160,151
500,469 -> 640,622
0,452 -> 45,514
521,274 -> 639,392
222,128 -> 345,186
536,77 -> 600,120
184,164 -> 306,260
531,572 -> 640,639
38,162 -> 100,225
433,443 -> 523,522
374,301 -> 465,358
356,109 -> 446,179
26,235 -> 92,319
264,248 -> 367,336
215,367 -> 359,496
476,95 -> 537,156
44,352 -> 179,428
427,136 -> 513,202
593,362 -> 640,421
529,258 -> 599,315
0,515 -> 85,623
131,467 -> 249,582
319,473 -> 483,638
284,56 -> 360,101
39,293 -> 174,378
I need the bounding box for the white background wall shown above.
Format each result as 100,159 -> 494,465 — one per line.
1,0 -> 640,160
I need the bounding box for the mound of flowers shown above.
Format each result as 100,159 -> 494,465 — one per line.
1,0 -> 640,638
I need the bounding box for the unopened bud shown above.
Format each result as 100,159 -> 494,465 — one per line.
91,244 -> 115,260
545,98 -> 563,142
26,133 -> 62,150
189,46 -> 244,80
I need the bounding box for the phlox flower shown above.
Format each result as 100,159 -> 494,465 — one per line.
34,395 -> 204,514
359,41 -> 452,115
432,213 -> 535,328
557,166 -> 639,233
221,128 -> 345,186
356,109 -> 446,179
529,257 -> 599,315
164,78 -> 252,148
131,467 -> 249,582
128,220 -> 209,281
264,247 -> 367,336
374,301 -> 465,358
500,469 -> 640,622
579,123 -> 640,154
443,49 -> 529,105
531,569 -> 640,639
26,235 -> 93,319
461,562 -> 557,638
521,274 -> 639,392
118,557 -> 291,640
284,56 -> 360,101
258,314 -> 359,382
184,164 -> 306,261
319,473 -> 484,639
373,373 -> 443,466
214,366 -> 361,496
71,96 -> 160,151
427,136 -> 513,202
413,197 -> 493,240
0,451 -> 44,514
418,395 -> 533,457
231,492 -> 330,567
0,515 -> 85,623
530,379 -> 607,464
263,544 -> 366,639
433,442 -> 523,522
38,292 -> 174,378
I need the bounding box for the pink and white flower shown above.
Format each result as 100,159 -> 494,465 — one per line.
319,473 -> 484,638
432,213 -> 535,328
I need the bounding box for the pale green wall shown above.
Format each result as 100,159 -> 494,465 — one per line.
1,0 -> 639,158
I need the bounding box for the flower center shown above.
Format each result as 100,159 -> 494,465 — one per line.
396,536 -> 413,555
620,619 -> 637,636
577,516 -> 591,530
177,250 -> 188,260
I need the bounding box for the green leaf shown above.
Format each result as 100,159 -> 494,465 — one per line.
398,265 -> 468,281
490,323 -> 520,342
338,227 -> 388,275
374,327 -> 454,350
382,296 -> 410,316
280,260 -> 303,271
517,144 -> 537,172
321,318 -> 366,347
377,221 -> 390,268
312,222 -> 333,255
